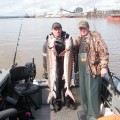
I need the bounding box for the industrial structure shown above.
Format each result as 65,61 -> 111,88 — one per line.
56,7 -> 83,18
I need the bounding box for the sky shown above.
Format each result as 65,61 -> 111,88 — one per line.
0,0 -> 119,16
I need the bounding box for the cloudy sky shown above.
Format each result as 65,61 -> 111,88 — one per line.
0,0 -> 119,16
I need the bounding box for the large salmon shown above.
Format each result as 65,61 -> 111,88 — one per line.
47,35 -> 57,103
60,37 -> 75,102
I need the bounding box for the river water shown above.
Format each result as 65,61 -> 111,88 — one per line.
0,18 -> 120,78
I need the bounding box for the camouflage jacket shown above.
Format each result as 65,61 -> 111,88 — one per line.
74,31 -> 109,77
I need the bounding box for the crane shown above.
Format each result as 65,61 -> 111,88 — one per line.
57,8 -> 75,14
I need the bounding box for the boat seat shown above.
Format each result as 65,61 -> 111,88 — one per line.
0,108 -> 17,119
9,66 -> 40,119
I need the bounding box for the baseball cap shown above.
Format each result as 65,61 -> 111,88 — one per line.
79,20 -> 89,28
52,22 -> 62,29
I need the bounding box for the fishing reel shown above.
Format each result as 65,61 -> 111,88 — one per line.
25,58 -> 36,81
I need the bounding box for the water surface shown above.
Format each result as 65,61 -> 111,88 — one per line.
0,18 -> 120,78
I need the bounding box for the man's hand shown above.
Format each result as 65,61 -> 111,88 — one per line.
101,68 -> 107,77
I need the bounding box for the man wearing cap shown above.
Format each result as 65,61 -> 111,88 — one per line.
42,22 -> 75,112
74,20 -> 109,120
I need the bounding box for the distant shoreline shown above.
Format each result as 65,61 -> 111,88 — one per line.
0,16 -> 107,19
0,16 -> 36,19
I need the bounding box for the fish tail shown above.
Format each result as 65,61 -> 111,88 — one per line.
65,89 -> 75,102
47,91 -> 56,103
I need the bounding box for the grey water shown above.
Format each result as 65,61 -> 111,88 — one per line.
0,18 -> 120,79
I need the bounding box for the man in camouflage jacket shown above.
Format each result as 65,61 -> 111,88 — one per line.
74,20 -> 109,120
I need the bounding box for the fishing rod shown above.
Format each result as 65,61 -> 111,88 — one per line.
108,68 -> 116,95
12,23 -> 22,68
93,23 -> 116,94
93,23 -> 97,32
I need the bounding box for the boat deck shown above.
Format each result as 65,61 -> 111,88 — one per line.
32,104 -> 82,120
31,76 -> 116,120
32,86 -> 85,120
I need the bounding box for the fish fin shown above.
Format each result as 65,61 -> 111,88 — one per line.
70,79 -> 75,87
70,71 -> 75,87
47,91 -> 56,103
64,82 -> 67,88
62,74 -> 65,80
63,78 -> 67,88
59,50 -> 66,56
53,84 -> 56,91
65,89 -> 75,102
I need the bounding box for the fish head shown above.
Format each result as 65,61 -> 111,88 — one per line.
65,37 -> 72,49
48,35 -> 56,48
